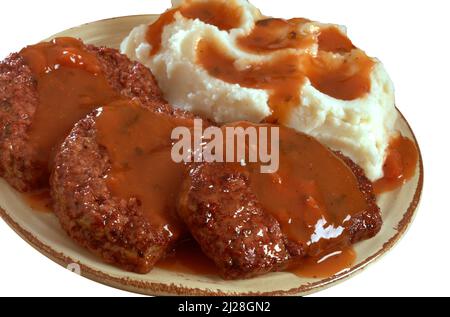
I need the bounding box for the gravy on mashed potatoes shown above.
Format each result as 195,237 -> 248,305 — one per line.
121,0 -> 398,181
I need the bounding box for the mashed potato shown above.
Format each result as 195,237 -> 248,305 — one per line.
121,0 -> 397,181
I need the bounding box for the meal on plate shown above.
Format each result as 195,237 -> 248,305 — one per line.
0,0 -> 419,280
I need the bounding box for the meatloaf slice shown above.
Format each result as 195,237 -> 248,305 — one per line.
50,111 -> 166,273
0,41 -> 166,192
178,151 -> 382,280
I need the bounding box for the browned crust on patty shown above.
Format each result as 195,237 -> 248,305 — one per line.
337,152 -> 382,244
0,43 -> 167,192
178,163 -> 291,280
49,92 -> 197,273
87,45 -> 165,112
177,152 -> 382,280
50,112 -> 169,274
0,53 -> 40,191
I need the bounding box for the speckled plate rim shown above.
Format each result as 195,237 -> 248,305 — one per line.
0,15 -> 424,296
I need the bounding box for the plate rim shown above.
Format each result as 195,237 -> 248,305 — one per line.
0,14 -> 424,296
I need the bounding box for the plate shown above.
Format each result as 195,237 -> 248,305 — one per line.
0,15 -> 424,296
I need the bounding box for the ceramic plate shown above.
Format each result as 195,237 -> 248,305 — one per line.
0,15 -> 424,296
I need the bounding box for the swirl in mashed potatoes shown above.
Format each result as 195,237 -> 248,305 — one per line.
121,0 -> 397,181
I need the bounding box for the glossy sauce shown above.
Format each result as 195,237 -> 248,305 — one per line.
198,30 -> 373,123
243,123 -> 368,256
146,0 -> 242,56
20,37 -> 121,167
146,2 -> 373,123
181,0 -> 243,31
237,18 -> 313,53
198,41 -> 308,123
94,104 -> 363,277
307,49 -> 374,101
146,9 -> 178,56
374,136 -> 419,194
318,27 -> 355,53
157,240 -> 355,278
157,121 -> 362,277
157,238 -> 356,278
289,247 -> 356,278
94,101 -> 194,239
22,190 -> 52,213
156,239 -> 219,275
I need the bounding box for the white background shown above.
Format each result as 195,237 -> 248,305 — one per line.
0,0 -> 449,297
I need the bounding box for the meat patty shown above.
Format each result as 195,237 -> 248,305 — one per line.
336,153 -> 383,245
178,163 -> 291,279
50,90 -> 199,273
178,152 -> 382,280
0,42 -> 166,192
50,112 -> 155,272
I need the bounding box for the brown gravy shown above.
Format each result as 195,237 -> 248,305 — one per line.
146,9 -> 178,56
20,37 -> 121,168
181,0 -> 243,31
374,135 -> 419,194
157,239 -> 356,279
22,189 -> 52,213
91,102 -> 364,277
237,18 -> 313,53
156,239 -> 219,276
243,124 -> 368,256
146,1 -> 374,123
94,101 -> 194,240
146,0 -> 243,56
198,40 -> 308,123
318,27 -> 355,53
289,247 -> 356,278
197,38 -> 373,123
